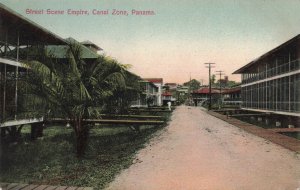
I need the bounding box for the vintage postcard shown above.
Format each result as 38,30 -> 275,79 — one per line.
0,0 -> 299,189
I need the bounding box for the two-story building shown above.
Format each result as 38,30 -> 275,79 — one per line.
0,3 -> 66,127
143,78 -> 163,106
233,34 -> 300,117
131,80 -> 159,107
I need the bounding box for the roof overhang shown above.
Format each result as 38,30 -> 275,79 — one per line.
233,34 -> 299,74
0,3 -> 66,45
81,40 -> 103,51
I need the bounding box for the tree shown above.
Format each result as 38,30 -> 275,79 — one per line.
227,81 -> 240,87
211,74 -> 216,84
183,79 -> 201,91
163,85 -> 170,91
24,43 -> 128,157
215,80 -> 240,88
104,70 -> 141,114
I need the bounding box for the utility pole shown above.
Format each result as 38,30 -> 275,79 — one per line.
200,79 -> 204,86
187,73 -> 191,106
204,63 -> 215,110
215,70 -> 225,109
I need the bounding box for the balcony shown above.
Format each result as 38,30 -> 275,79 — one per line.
242,59 -> 300,84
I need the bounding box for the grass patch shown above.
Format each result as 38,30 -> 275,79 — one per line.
0,122 -> 166,189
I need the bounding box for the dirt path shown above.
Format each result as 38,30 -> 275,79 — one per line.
106,106 -> 300,190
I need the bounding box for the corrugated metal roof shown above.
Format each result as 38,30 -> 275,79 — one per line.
46,38 -> 99,59
0,3 -> 66,45
81,40 -> 103,51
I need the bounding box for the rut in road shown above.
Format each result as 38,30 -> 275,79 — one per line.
106,106 -> 300,190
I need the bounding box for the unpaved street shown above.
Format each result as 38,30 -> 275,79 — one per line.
106,106 -> 300,190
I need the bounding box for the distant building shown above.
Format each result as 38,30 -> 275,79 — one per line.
161,82 -> 178,105
218,76 -> 229,87
131,80 -> 159,107
233,34 -> 300,117
191,87 -> 220,105
222,86 -> 242,106
164,83 -> 178,90
176,85 -> 189,104
177,85 -> 189,94
143,78 -> 163,106
162,91 -> 176,105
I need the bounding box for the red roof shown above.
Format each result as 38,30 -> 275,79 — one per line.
165,83 -> 177,86
192,88 -> 220,94
143,78 -> 163,84
162,92 -> 172,96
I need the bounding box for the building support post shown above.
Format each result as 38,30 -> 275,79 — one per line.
288,52 -> 291,112
1,128 -> 7,138
265,117 -> 270,126
275,58 -> 278,111
287,117 -> 294,128
266,63 -> 268,110
2,64 -> 6,122
14,31 -> 20,120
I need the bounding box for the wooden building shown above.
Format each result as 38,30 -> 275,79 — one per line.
143,78 -> 163,106
191,87 -> 220,106
131,80 -> 159,107
0,3 -> 66,126
233,34 -> 300,117
222,86 -> 242,106
162,91 -> 176,105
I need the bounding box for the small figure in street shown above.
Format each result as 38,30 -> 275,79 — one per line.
167,101 -> 171,111
194,99 -> 198,107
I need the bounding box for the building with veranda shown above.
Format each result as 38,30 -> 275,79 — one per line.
233,34 -> 300,118
0,3 -> 66,127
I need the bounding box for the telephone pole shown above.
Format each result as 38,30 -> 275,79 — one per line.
188,72 -> 192,105
204,63 -> 215,110
215,70 -> 225,109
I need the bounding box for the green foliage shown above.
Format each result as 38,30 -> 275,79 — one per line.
211,74 -> 216,84
23,43 -> 132,119
104,71 -> 141,114
0,125 -> 163,189
21,43 -> 139,156
162,85 -> 170,91
214,80 -> 240,88
183,79 -> 201,91
227,81 -> 240,87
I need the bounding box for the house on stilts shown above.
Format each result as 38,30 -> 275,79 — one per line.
0,3 -> 66,136
233,34 -> 300,128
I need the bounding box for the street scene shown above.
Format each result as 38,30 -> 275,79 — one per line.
0,1 -> 300,190
107,106 -> 300,190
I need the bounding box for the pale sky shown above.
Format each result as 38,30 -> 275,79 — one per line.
1,0 -> 300,84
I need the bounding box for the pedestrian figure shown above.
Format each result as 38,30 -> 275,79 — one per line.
167,101 -> 171,111
194,99 -> 198,107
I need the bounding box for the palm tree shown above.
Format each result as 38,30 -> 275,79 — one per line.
105,70 -> 141,114
23,43 -> 129,157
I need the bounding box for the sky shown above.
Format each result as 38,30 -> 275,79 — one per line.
1,0 -> 300,84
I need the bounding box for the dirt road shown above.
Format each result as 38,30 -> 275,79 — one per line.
106,106 -> 300,190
